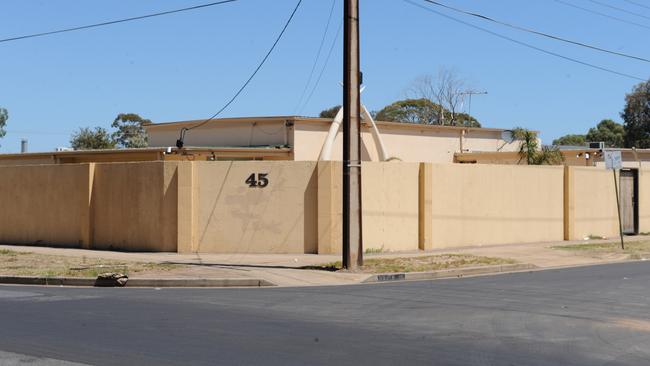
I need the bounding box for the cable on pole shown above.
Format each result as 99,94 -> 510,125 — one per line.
624,0 -> 650,11
553,0 -> 650,31
0,0 -> 239,44
587,0 -> 650,21
298,19 -> 344,115
423,0 -> 650,63
294,0 -> 337,114
405,0 -> 646,82
176,0 -> 303,148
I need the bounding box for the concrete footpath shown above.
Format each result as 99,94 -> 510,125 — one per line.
0,236 -> 647,287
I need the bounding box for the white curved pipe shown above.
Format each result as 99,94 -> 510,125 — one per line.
318,107 -> 344,161
362,104 -> 389,161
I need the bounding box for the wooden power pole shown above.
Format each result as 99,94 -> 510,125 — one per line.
342,0 -> 363,269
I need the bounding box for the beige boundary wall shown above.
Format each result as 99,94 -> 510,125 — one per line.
0,164 -> 92,247
420,164 -> 565,249
0,161 -> 646,253
188,161 -> 318,254
91,162 -> 178,251
0,162 -> 179,251
316,162 -> 420,254
564,166 -> 650,240
564,167 -> 619,240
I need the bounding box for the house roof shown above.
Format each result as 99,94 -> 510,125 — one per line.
0,146 -> 292,165
144,116 -> 514,134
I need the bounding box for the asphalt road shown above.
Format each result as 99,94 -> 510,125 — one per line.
0,262 -> 649,366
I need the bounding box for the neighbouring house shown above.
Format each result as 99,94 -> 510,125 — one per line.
0,116 -> 523,165
144,116 -> 522,162
455,148 -> 650,168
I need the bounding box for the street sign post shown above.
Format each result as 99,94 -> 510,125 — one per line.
604,150 -> 625,250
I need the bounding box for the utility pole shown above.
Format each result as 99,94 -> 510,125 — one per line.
342,0 -> 362,269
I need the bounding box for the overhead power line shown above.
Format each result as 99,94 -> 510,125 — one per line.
294,0 -> 337,113
405,0 -> 646,81
587,0 -> 650,21
0,0 -> 238,44
6,130 -> 71,136
624,0 -> 650,11
423,0 -> 650,63
298,18 -> 344,115
176,0 -> 303,147
553,0 -> 650,31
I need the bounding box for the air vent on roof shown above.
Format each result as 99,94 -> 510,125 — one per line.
588,142 -> 605,149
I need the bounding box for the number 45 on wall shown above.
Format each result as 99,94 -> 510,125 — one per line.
245,173 -> 269,188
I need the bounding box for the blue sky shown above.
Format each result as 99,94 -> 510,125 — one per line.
0,0 -> 648,152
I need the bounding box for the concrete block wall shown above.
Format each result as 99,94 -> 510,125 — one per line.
0,164 -> 92,247
316,161 -> 421,254
188,161 -> 318,254
564,166 -> 620,240
0,161 -> 646,254
420,163 -> 565,249
91,162 -> 178,252
0,162 -> 177,251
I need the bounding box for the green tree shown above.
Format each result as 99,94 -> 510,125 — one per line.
70,127 -> 116,150
533,146 -> 564,165
512,127 -> 563,165
319,105 -> 341,119
111,113 -> 151,148
375,98 -> 443,124
0,108 -> 7,147
375,98 -> 481,127
622,80 -> 650,148
453,112 -> 481,128
586,119 -> 625,148
552,134 -> 586,146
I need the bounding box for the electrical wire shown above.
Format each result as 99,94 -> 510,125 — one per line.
298,18 -> 343,115
293,0 -> 337,113
177,0 -> 303,146
6,130 -> 71,136
553,0 -> 650,31
587,0 -> 650,21
405,0 -> 646,81
423,0 -> 650,63
0,0 -> 238,44
624,0 -> 650,11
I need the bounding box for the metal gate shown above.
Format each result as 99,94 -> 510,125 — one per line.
619,169 -> 638,235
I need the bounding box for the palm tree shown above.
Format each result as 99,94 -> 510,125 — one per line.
512,127 -> 564,165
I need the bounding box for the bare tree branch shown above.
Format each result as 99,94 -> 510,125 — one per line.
408,67 -> 469,125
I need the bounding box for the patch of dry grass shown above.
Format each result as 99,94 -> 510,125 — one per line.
552,240 -> 650,260
310,254 -> 517,273
0,249 -> 178,278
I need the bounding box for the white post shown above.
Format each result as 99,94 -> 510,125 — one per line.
318,107 -> 344,161
361,104 -> 388,161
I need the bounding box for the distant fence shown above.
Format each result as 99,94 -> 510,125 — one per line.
0,161 -> 647,253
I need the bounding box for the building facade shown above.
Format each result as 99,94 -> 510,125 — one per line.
145,116 -> 522,163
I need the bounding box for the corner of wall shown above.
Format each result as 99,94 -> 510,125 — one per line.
79,163 -> 95,249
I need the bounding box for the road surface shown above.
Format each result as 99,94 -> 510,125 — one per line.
1,261 -> 649,365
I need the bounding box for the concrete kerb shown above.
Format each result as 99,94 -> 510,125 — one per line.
360,258 -> 650,285
362,263 -> 538,283
0,276 -> 277,288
